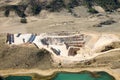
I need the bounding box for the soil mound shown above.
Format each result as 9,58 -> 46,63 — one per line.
0,35 -> 53,69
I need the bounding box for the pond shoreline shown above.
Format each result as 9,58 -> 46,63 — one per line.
0,67 -> 120,80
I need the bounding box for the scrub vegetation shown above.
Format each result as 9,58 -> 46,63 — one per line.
2,0 -> 120,18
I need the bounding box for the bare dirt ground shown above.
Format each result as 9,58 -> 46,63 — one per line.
0,10 -> 120,78
0,33 -> 120,70
0,34 -> 53,70
0,11 -> 120,34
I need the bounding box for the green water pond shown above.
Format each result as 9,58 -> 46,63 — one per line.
3,71 -> 115,80
5,76 -> 32,80
52,71 -> 115,80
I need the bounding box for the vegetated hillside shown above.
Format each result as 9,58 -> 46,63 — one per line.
84,0 -> 120,11
1,0 -> 120,18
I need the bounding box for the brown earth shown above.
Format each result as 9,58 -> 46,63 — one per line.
0,34 -> 120,70
0,0 -> 120,77
0,34 -> 53,70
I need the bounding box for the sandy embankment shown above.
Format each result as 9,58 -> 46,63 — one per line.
0,67 -> 120,80
0,11 -> 120,34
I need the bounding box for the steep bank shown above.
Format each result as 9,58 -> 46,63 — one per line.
0,34 -> 53,69
0,33 -> 120,69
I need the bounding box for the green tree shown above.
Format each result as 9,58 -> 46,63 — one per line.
31,5 -> 41,15
68,0 -> 80,8
47,0 -> 65,12
30,0 -> 42,15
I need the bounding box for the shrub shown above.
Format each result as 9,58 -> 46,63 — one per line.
88,8 -> 98,14
83,0 -> 92,8
66,6 -> 72,13
83,0 -> 120,12
4,5 -> 26,18
93,0 -> 120,11
100,20 -> 116,25
101,46 -> 114,52
93,24 -> 102,27
4,9 -> 10,17
31,5 -> 42,15
67,0 -> 80,8
66,0 -> 81,13
29,0 -> 42,15
15,5 -> 27,17
20,18 -> 27,23
47,0 -> 65,12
